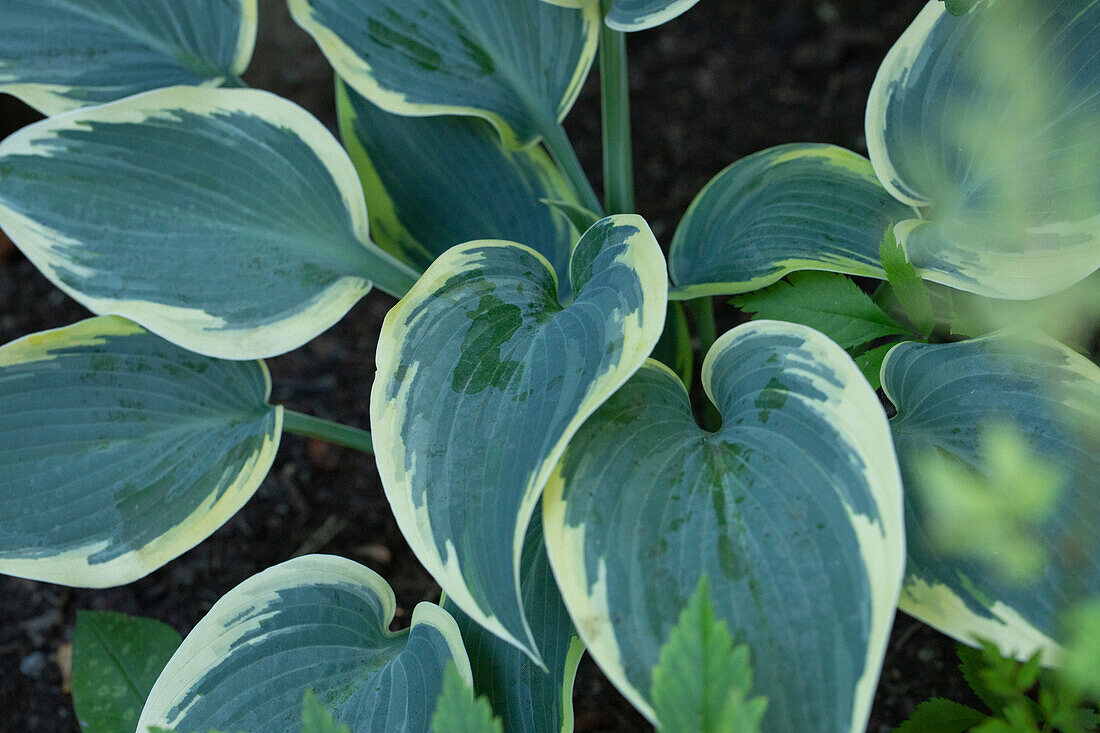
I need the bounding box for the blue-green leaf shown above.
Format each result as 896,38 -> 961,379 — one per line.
0,316 -> 280,587
138,555 -> 471,733
371,215 -> 666,663
538,0 -> 699,31
866,0 -> 1100,298
0,0 -> 257,115
0,86 -> 416,359
543,321 -> 906,731
882,332 -> 1100,660
288,0 -> 599,148
336,79 -> 579,280
668,144 -> 917,299
72,611 -> 183,733
443,513 -> 583,733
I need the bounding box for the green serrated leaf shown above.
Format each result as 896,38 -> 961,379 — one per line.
894,698 -> 988,733
880,228 -> 935,336
957,643 -> 1007,713
431,664 -> 504,733
732,271 -> 911,351
72,611 -> 182,733
301,690 -> 351,733
651,577 -> 768,733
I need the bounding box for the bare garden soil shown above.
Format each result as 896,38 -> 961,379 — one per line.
1,1 -> 986,730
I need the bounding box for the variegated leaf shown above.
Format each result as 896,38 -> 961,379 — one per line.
0,86 -> 417,359
0,0 -> 258,115
0,316 -> 280,587
336,79 -> 579,281
543,321 -> 905,731
138,555 -> 471,733
288,0 -> 600,148
538,0 -> 700,31
883,332 -> 1100,661
443,513 -> 584,733
668,144 -> 916,299
371,215 -> 667,663
866,0 -> 1100,299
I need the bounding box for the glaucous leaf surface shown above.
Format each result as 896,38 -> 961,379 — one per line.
138,555 -> 471,733
0,86 -> 417,360
0,0 -> 257,115
443,514 -> 583,733
537,0 -> 700,31
72,611 -> 182,733
0,316 -> 280,587
866,0 -> 1100,299
288,0 -> 599,148
543,321 -> 905,732
668,144 -> 916,298
337,80 -> 579,280
882,333 -> 1100,660
372,215 -> 666,663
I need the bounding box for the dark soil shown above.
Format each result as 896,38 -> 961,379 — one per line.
1,1 -> 981,730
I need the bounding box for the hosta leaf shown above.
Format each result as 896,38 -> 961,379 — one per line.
866,0 -> 1100,299
668,144 -> 916,299
288,0 -> 600,148
0,86 -> 417,360
0,316 -> 280,587
371,215 -> 666,662
882,333 -> 1100,660
72,611 -> 183,733
138,555 -> 471,733
336,80 -> 579,280
543,321 -> 905,731
539,0 -> 700,31
0,0 -> 257,115
443,513 -> 584,733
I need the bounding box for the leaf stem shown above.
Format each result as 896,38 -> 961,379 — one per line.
357,245 -> 422,300
539,116 -> 605,217
599,0 -> 635,214
282,409 -> 374,455
689,296 -> 718,355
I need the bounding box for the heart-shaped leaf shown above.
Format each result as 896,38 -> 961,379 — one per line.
668,144 -> 916,299
866,0 -> 1100,299
138,555 -> 471,733
443,513 -> 584,733
0,86 -> 417,359
336,80 -> 579,280
371,215 -> 667,663
288,0 -> 599,148
0,0 -> 257,115
543,321 -> 905,731
882,332 -> 1100,660
0,316 -> 280,587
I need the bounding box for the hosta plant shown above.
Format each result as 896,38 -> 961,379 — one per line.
1,0 -> 1097,731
